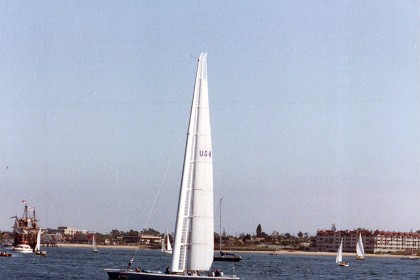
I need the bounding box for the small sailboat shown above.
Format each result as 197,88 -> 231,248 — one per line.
92,234 -> 98,253
401,248 -> 419,260
105,53 -> 240,279
35,229 -> 47,256
161,230 -> 172,255
214,198 -> 241,262
356,233 -> 365,260
336,238 -> 349,267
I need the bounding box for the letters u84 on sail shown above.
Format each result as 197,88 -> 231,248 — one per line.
199,150 -> 212,157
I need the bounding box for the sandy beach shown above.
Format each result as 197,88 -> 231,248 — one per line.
56,243 -> 403,259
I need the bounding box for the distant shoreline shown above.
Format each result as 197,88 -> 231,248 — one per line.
56,243 -> 404,259
57,243 -> 142,250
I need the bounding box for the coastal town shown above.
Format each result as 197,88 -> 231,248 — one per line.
2,222 -> 420,257
2,202 -> 419,256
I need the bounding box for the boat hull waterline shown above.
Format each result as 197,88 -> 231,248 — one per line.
0,252 -> 12,257
213,255 -> 241,262
105,269 -> 240,280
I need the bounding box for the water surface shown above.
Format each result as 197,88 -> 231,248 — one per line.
0,248 -> 418,279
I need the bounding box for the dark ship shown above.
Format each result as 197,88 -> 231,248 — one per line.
12,201 -> 40,249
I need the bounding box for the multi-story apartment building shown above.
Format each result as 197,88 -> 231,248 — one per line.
47,226 -> 80,236
315,229 -> 420,253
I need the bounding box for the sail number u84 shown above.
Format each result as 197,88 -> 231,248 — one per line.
199,150 -> 212,157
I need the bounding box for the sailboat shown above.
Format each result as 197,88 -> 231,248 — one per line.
92,234 -> 98,253
105,53 -> 240,279
35,229 -> 47,256
401,248 -> 419,260
355,233 -> 365,260
336,238 -> 349,267
161,230 -> 172,255
213,198 -> 241,262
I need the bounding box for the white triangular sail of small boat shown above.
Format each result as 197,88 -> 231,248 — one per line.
35,228 -> 42,252
166,231 -> 172,252
171,53 -> 214,273
161,230 -> 172,254
161,236 -> 166,252
92,234 -> 98,252
356,233 -> 365,258
336,238 -> 343,263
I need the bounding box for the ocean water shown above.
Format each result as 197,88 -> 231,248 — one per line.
0,247 -> 418,279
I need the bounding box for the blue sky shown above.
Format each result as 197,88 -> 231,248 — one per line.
0,1 -> 419,236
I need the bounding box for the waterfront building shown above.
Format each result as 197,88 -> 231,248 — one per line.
315,229 -> 420,253
47,226 -> 78,236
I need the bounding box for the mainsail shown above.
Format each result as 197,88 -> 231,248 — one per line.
35,229 -> 42,252
92,234 -> 98,252
171,53 -> 214,273
336,238 -> 343,263
161,230 -> 172,254
356,233 -> 365,258
166,233 -> 172,252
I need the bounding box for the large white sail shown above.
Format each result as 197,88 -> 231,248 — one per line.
171,53 -> 214,273
356,233 -> 365,257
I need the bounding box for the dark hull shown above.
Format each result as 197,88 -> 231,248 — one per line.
106,269 -> 127,279
125,271 -> 240,280
105,269 -> 240,280
401,256 -> 419,260
213,256 -> 241,262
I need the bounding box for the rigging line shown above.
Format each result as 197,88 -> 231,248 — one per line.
130,132 -> 183,262
216,197 -> 222,214
215,197 -> 222,230
144,133 -> 182,232
43,0 -> 49,227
